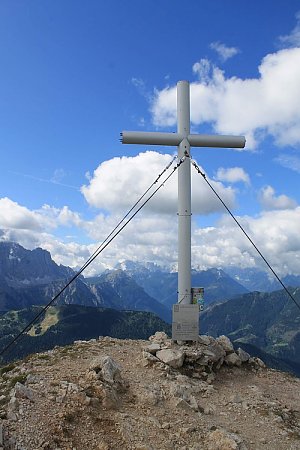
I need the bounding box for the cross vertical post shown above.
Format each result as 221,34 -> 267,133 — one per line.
177,81 -> 191,305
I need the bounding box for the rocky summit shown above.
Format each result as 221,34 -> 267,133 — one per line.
0,333 -> 299,449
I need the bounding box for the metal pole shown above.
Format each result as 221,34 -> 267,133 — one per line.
177,81 -> 191,305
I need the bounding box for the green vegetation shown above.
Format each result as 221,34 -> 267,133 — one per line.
10,374 -> 27,387
0,363 -> 16,376
0,304 -> 171,364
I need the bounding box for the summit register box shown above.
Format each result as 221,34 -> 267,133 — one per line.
172,304 -> 199,341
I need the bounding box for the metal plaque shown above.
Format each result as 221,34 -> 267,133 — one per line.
172,304 -> 199,341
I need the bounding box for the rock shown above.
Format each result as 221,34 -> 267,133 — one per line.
89,356 -> 122,385
203,342 -> 226,363
216,335 -> 234,354
224,353 -> 242,367
195,342 -> 225,368
149,331 -> 169,344
137,383 -> 164,406
142,351 -> 159,363
90,397 -> 100,407
237,348 -> 250,363
67,382 -> 80,394
184,348 -> 204,364
156,349 -> 185,368
188,395 -> 199,411
102,388 -> 120,410
206,428 -> 247,449
13,383 -> 34,402
230,393 -> 243,404
254,357 -> 266,368
197,335 -> 213,345
7,396 -> 19,421
143,343 -> 161,354
97,442 -> 110,450
172,398 -> 193,412
203,405 -> 216,415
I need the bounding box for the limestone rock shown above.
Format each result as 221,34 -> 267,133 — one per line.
225,353 -> 242,367
143,343 -> 161,355
149,331 -> 169,345
216,335 -> 234,354
237,348 -> 250,363
89,356 -> 122,385
156,349 -> 185,368
172,398 -> 193,412
253,357 -> 266,368
197,335 -> 213,345
102,387 -> 120,410
137,383 -> 164,406
13,382 -> 34,402
203,342 -> 226,363
206,428 -> 247,450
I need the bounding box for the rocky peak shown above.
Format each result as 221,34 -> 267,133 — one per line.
0,242 -> 74,287
0,333 -> 299,449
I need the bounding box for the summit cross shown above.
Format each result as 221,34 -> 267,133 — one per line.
121,80 -> 245,311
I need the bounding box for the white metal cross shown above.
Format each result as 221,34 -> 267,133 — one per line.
121,80 -> 245,307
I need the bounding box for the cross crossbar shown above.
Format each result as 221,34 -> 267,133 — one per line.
121,131 -> 245,148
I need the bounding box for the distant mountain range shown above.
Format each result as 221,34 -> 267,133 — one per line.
113,259 -> 249,308
224,266 -> 300,292
1,241 -> 300,375
0,242 -> 251,321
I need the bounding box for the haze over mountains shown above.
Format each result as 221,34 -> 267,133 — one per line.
0,241 -> 299,375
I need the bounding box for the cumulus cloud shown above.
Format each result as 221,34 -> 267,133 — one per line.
81,151 -> 236,215
210,41 -> 240,62
39,205 -> 84,228
151,47 -> 300,148
192,207 -> 300,276
258,185 -> 297,210
1,193 -> 300,277
0,198 -> 42,231
215,167 -> 250,185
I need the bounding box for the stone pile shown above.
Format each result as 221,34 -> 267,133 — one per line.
143,332 -> 265,380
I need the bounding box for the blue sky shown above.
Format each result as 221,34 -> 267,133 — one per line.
1,0 -> 300,276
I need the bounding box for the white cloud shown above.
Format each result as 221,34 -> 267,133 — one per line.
81,151 -> 236,215
151,47 -> 300,148
1,194 -> 300,277
39,205 -> 84,228
0,198 -> 42,231
210,41 -> 240,62
279,11 -> 300,47
258,185 -> 297,210
275,154 -> 300,173
192,58 -> 212,83
193,207 -> 300,276
215,167 -> 250,185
